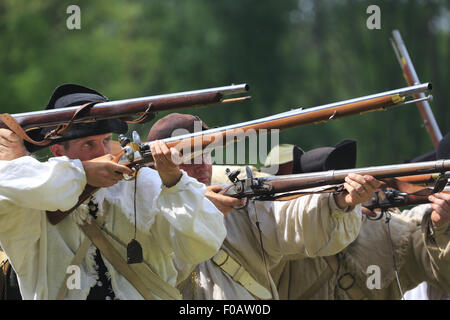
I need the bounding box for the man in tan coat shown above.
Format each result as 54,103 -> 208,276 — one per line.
273,202 -> 449,300
210,142 -> 449,300
146,113 -> 381,300
269,141 -> 450,300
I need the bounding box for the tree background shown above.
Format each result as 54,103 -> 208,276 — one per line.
1,0 -> 449,167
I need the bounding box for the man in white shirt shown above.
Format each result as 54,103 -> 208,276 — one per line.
0,84 -> 226,300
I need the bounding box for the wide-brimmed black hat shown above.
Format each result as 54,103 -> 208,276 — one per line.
407,132 -> 450,163
25,84 -> 128,152
292,139 -> 357,174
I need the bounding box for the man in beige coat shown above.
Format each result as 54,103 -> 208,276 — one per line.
273,202 -> 449,300
146,113 -> 381,300
269,142 -> 450,300
210,141 -> 449,300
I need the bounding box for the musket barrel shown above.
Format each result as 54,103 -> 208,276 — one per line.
391,30 -> 442,146
148,83 -> 432,148
3,84 -> 250,133
263,160 -> 450,192
10,83 -> 249,118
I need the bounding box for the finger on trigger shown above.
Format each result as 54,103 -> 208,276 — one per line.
114,163 -> 133,176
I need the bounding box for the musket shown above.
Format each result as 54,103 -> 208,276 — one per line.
362,188 -> 450,214
391,30 -> 442,147
46,83 -> 433,225
221,160 -> 450,200
379,171 -> 450,188
115,83 -> 433,168
0,83 -> 250,150
362,171 -> 450,217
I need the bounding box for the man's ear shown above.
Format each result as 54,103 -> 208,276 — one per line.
49,144 -> 64,157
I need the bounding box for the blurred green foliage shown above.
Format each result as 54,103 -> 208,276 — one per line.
1,0 -> 449,166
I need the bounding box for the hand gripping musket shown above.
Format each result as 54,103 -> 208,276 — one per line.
391,30 -> 442,147
0,83 -> 250,150
221,160 -> 450,202
362,171 -> 450,217
362,188 -> 450,216
46,83 -> 432,225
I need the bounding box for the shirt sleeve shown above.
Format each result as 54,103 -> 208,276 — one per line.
0,156 -> 87,212
154,171 -> 227,265
248,192 -> 363,261
0,155 -> 87,290
402,207 -> 450,293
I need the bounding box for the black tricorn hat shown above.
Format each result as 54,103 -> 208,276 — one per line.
292,139 -> 357,174
407,132 -> 450,163
25,84 -> 128,152
436,132 -> 450,160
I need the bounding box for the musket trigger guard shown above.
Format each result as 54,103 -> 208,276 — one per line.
233,197 -> 249,211
366,210 -> 384,221
365,191 -> 385,221
123,166 -> 140,181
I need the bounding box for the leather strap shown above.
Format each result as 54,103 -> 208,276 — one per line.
0,101 -> 99,148
46,184 -> 99,225
123,104 -> 156,124
42,101 -> 99,140
0,113 -> 53,146
295,264 -> 334,300
56,236 -> 93,300
56,214 -> 106,300
79,219 -> 181,300
212,249 -> 272,299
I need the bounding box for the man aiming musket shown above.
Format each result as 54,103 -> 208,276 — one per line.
0,83 -> 228,300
